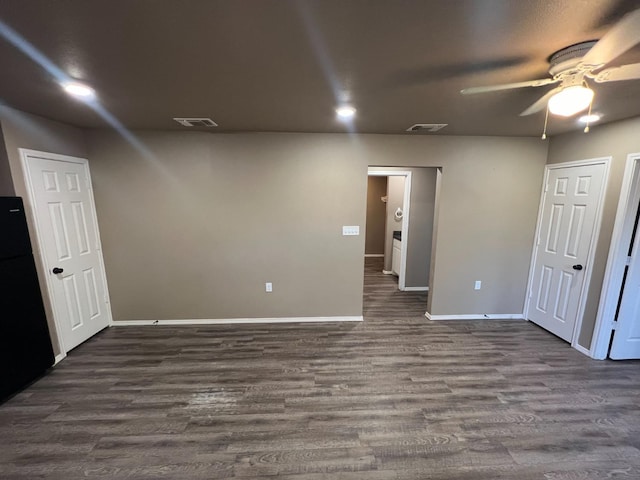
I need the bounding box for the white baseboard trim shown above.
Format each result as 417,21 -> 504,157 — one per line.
112,316 -> 364,326
425,312 -> 525,321
364,254 -> 384,258
382,270 -> 394,275
403,286 -> 429,292
54,353 -> 66,365
572,342 -> 593,358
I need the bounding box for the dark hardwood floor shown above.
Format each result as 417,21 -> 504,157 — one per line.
2,257 -> 640,479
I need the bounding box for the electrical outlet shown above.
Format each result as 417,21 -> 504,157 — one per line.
474,280 -> 482,290
265,282 -> 273,293
342,226 -> 360,236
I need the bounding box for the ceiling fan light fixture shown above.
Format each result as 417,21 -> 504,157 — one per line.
548,86 -> 594,117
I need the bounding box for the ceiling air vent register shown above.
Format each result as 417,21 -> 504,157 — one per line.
406,123 -> 448,132
173,117 -> 218,127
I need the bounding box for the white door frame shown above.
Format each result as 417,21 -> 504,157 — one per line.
524,157 -> 610,354
19,149 -> 113,357
591,152 -> 640,359
367,169 -> 412,291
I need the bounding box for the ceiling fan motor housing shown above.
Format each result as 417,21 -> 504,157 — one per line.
548,41 -> 598,76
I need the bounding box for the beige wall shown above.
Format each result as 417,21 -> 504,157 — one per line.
365,176 -> 386,255
405,168 -> 437,288
547,116 -> 640,349
85,130 -> 547,320
0,106 -> 89,356
429,169 -> 443,300
86,130 -> 367,320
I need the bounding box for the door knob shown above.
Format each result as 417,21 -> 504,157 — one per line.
52,267 -> 64,274
572,264 -> 583,271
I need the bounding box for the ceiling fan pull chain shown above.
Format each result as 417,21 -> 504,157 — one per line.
541,105 -> 550,140
584,98 -> 594,133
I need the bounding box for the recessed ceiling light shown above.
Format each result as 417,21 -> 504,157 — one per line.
61,81 -> 96,101
579,114 -> 601,123
336,105 -> 356,120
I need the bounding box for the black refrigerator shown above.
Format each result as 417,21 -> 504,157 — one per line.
0,196 -> 55,401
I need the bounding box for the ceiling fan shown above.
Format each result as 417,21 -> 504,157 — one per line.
461,8 -> 640,118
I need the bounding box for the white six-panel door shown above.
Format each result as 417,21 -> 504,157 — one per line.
527,162 -> 607,343
21,150 -> 111,352
610,201 -> 640,359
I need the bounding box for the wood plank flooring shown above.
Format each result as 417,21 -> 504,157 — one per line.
1,257 -> 640,479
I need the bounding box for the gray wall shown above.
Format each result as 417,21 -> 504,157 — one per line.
86,130 -> 547,320
365,176 -> 386,255
547,116 -> 640,349
86,130 -> 367,320
429,169 -> 443,297
405,168 -> 437,288
0,106 -> 89,356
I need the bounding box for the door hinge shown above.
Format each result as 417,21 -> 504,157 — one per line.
544,183 -> 549,192
625,256 -> 632,266
611,320 -> 618,330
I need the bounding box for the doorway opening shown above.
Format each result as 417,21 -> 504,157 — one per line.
366,170 -> 411,290
364,167 -> 438,316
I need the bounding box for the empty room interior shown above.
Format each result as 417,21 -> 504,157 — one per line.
2,1 -> 640,478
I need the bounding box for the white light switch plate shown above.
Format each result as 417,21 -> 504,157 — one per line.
342,226 -> 360,236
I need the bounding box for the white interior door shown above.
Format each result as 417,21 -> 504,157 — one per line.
22,150 -> 111,352
610,199 -> 640,359
527,162 -> 607,342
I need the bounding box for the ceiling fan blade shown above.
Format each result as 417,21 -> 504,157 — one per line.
460,78 -> 557,95
519,87 -> 563,116
593,62 -> 640,82
582,8 -> 640,67
388,56 -> 530,87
